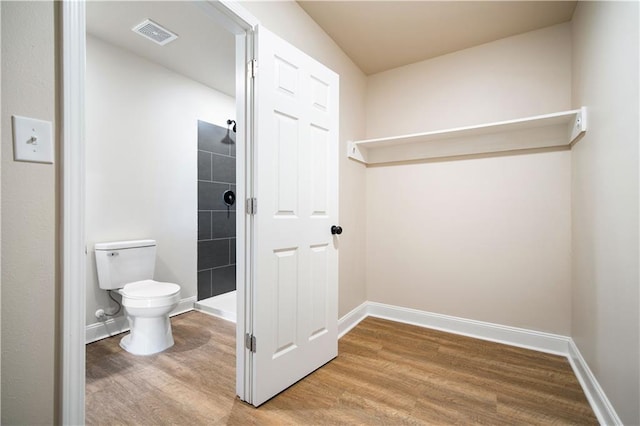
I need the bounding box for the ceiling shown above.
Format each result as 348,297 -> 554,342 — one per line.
86,1 -> 577,95
86,1 -> 236,96
297,1 -> 577,75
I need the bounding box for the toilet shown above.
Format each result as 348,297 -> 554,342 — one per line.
94,239 -> 181,355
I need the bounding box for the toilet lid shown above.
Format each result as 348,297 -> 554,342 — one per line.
122,280 -> 180,299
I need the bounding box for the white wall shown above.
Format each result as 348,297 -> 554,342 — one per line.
85,36 -> 235,326
571,2 -> 639,424
243,1 -> 368,317
365,24 -> 573,334
1,2 -> 57,423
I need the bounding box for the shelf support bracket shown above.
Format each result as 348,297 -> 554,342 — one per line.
569,106 -> 587,146
347,141 -> 367,164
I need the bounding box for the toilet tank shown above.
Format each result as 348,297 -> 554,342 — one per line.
94,239 -> 157,290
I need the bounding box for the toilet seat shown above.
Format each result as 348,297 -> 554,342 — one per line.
119,280 -> 181,308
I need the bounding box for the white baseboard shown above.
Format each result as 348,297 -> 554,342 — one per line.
85,315 -> 129,344
339,301 -> 570,355
337,301 -> 368,338
366,301 -> 570,355
85,296 -> 195,344
338,301 -> 620,424
568,340 -> 622,425
172,296 -> 196,316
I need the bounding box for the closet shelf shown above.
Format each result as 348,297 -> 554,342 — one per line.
348,107 -> 587,165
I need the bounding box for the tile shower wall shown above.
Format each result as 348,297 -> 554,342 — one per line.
197,120 -> 236,300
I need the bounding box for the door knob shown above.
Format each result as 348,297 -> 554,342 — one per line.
331,225 -> 343,235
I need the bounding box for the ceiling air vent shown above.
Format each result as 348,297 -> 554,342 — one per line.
132,19 -> 178,46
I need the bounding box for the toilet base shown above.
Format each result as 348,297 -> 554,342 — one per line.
120,315 -> 175,356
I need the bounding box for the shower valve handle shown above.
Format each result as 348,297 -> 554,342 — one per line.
223,190 -> 236,206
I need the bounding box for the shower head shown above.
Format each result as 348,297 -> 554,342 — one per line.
227,119 -> 236,133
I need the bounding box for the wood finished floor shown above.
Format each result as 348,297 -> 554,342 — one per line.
86,311 -> 597,425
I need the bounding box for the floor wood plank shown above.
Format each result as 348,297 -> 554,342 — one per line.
86,311 -> 597,425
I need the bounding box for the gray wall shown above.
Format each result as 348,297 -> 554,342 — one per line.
197,120 -> 236,300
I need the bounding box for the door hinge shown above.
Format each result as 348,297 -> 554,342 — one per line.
248,59 -> 257,79
245,333 -> 257,353
246,197 -> 257,215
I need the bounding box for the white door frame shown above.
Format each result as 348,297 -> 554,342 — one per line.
60,1 -> 258,423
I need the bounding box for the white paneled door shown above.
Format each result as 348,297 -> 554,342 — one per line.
251,26 -> 339,406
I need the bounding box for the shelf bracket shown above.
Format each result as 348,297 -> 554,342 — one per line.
347,141 -> 367,164
569,106 -> 587,146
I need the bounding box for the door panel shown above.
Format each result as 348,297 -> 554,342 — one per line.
252,26 -> 339,406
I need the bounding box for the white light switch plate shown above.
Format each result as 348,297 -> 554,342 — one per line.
12,115 -> 54,164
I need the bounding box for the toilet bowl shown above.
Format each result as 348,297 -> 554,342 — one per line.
119,280 -> 181,355
94,240 -> 181,356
